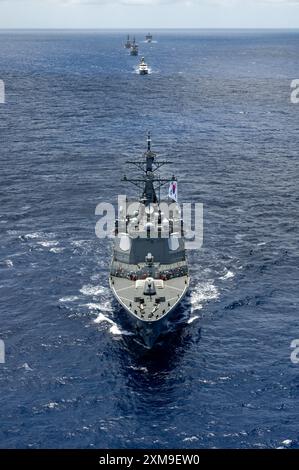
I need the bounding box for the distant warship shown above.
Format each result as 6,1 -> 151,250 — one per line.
109,133 -> 189,348
138,57 -> 149,75
130,37 -> 139,56
145,33 -> 153,43
124,35 -> 131,49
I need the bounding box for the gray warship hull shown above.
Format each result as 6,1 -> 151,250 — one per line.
110,272 -> 189,348
109,133 -> 189,348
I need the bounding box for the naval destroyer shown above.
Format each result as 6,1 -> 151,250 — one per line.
130,37 -> 139,56
109,133 -> 189,347
124,35 -> 131,49
145,33 -> 153,43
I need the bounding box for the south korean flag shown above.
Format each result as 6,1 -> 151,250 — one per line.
168,180 -> 178,202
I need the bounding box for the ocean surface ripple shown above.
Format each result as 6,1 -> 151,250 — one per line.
0,30 -> 299,449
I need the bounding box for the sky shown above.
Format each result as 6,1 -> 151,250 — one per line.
0,0 -> 298,29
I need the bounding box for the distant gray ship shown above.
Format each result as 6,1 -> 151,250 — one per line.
130,37 -> 139,56
145,33 -> 153,43
109,133 -> 189,348
124,35 -> 131,49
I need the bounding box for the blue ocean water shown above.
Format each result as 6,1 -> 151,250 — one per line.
0,29 -> 299,449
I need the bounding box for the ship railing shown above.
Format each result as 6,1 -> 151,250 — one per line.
111,265 -> 188,281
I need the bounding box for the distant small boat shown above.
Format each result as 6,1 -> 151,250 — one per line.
145,33 -> 153,43
124,35 -> 131,49
130,37 -> 139,56
139,57 -> 149,75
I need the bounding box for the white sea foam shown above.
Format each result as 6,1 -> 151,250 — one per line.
109,324 -> 123,335
59,296 -> 79,303
80,284 -> 106,297
71,240 -> 89,248
94,313 -> 134,336
85,301 -> 111,312
50,247 -> 64,254
24,232 -> 40,239
191,282 -> 219,312
44,402 -> 59,410
23,232 -> 57,243
183,436 -> 199,443
109,325 -> 133,336
21,363 -> 33,372
128,365 -> 148,373
94,313 -> 114,325
187,315 -> 200,324
37,240 -> 59,248
4,259 -> 13,268
219,269 -> 234,280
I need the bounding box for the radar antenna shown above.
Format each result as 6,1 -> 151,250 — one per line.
122,132 -> 177,205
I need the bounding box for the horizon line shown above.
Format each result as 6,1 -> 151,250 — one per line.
0,27 -> 298,31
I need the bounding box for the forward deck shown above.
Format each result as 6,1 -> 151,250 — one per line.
110,262 -> 189,322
